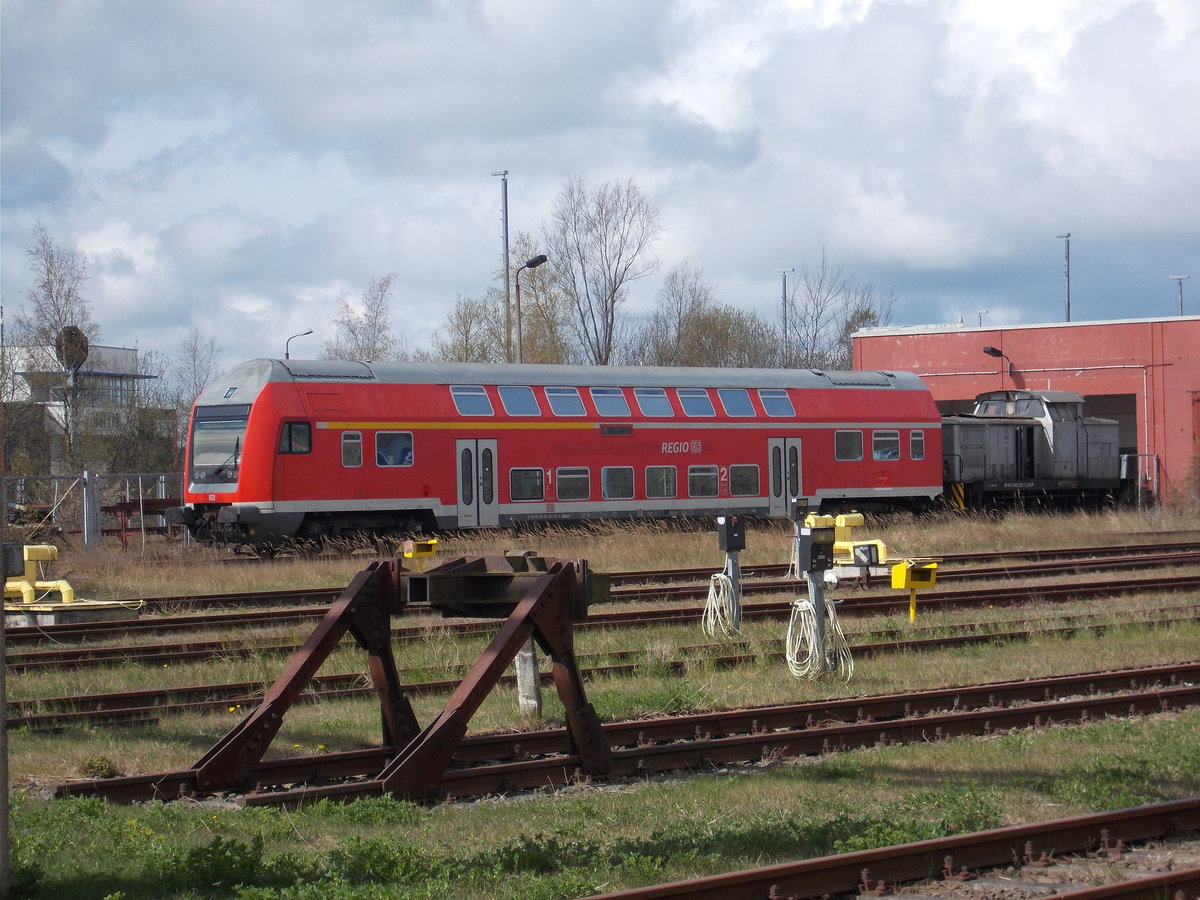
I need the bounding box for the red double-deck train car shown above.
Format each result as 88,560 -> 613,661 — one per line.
171,359 -> 943,548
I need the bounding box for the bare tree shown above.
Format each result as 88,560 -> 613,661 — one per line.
172,326 -> 221,408
320,274 -> 409,361
13,223 -> 99,352
627,262 -> 777,368
432,292 -> 506,362
545,174 -> 661,365
783,248 -> 895,369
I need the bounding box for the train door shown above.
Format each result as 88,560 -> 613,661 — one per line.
767,437 -> 803,517
455,438 -> 499,527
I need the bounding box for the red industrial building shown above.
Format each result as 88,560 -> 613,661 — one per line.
853,316 -> 1200,504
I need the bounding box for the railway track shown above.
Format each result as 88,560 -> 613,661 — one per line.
13,604 -> 1198,729
53,660 -> 1200,805
7,550 -> 1200,650
589,799 -> 1200,899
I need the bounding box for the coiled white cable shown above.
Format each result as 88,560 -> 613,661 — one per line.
702,563 -> 741,637
785,590 -> 854,681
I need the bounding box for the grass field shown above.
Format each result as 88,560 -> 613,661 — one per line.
6,507 -> 1200,898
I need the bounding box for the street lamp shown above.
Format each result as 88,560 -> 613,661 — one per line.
285,328 -> 313,360
982,345 -> 1015,378
1170,275 -> 1190,316
514,254 -> 548,364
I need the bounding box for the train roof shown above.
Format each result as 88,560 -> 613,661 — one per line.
974,389 -> 1085,404
196,358 -> 931,405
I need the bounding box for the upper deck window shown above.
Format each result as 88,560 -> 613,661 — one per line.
717,389 -> 755,417
498,385 -> 540,416
634,387 -> 673,417
758,389 -> 795,417
545,386 -> 586,416
676,388 -> 715,417
450,385 -> 493,416
589,386 -> 630,417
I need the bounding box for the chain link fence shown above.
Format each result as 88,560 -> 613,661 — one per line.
3,471 -> 186,551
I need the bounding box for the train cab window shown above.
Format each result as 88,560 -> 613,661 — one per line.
545,386 -> 586,416
758,389 -> 795,417
376,431 -> 413,466
835,431 -> 863,461
676,388 -> 715,417
634,387 -> 673,417
602,466 -> 634,500
450,385 -> 493,416
730,464 -> 760,496
510,468 -> 544,501
1015,398 -> 1045,416
341,431 -> 363,468
645,465 -> 677,498
910,430 -> 925,461
872,431 -> 900,461
688,465 -> 719,497
278,422 -> 311,454
590,386 -> 631,417
556,467 -> 590,500
498,385 -> 540,416
718,389 -> 755,417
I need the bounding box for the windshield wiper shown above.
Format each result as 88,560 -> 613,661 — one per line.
209,436 -> 241,480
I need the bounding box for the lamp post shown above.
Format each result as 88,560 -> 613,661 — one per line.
285,328 -> 313,360
1170,275 -> 1190,315
1057,233 -> 1071,321
775,267 -> 793,365
491,170 -> 511,361
983,345 -> 1015,378
514,254 -> 548,364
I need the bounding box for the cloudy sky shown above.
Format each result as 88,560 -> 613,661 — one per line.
3,0 -> 1198,373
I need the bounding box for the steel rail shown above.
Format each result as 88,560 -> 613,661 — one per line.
52,661 -> 1200,803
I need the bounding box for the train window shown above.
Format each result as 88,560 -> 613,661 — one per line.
602,466 -> 634,500
634,387 -> 673,417
481,448 -> 495,504
835,431 -> 863,461
771,446 -> 783,497
1015,398 -> 1045,416
545,386 -> 586,416
498,385 -> 540,416
376,431 -> 413,467
730,464 -> 760,496
645,465 -> 676,498
976,399 -> 1004,415
510,468 -> 544,501
190,405 -> 251,484
460,448 -> 473,505
688,465 -> 719,497
872,431 -> 900,461
718,389 -> 755,417
342,431 -> 363,468
590,386 -> 631,417
676,388 -> 715,417
450,385 -> 493,416
758,389 -> 795,417
278,422 -> 312,454
556,467 -> 590,500
910,430 -> 925,461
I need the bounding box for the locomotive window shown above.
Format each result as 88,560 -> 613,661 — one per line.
976,399 -> 1004,415
872,431 -> 900,461
730,464 -> 760,496
498,385 -> 540,416
545,386 -> 586,416
590,386 -> 631,417
450,385 -> 493,416
688,465 -> 719,497
676,388 -> 715,417
556,467 -> 590,501
510,467 -> 543,501
602,466 -> 634,500
910,430 -> 925,461
634,387 -> 673,417
718,389 -> 755,417
1016,398 -> 1046,416
834,431 -> 863,461
376,431 -> 413,467
341,431 -> 363,468
278,422 -> 312,454
645,465 -> 676,499
758,389 -> 795,417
